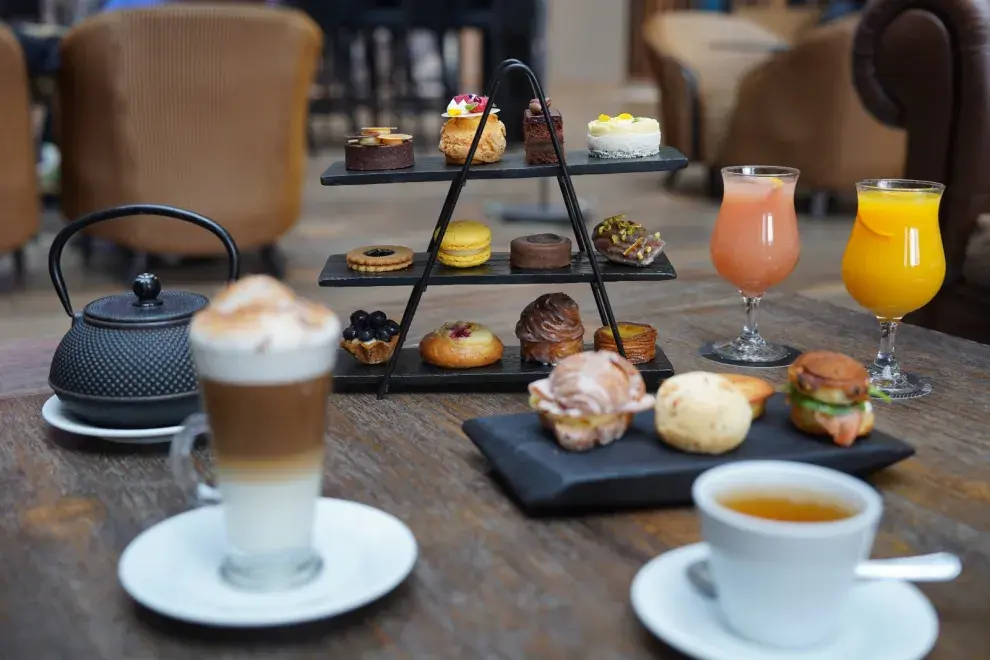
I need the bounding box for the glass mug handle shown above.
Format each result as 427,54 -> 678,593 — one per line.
169,413 -> 222,505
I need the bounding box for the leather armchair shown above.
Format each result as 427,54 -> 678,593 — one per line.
0,24 -> 39,281
853,0 -> 990,344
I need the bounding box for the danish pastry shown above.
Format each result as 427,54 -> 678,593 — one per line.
593,322 -> 657,364
419,321 -> 503,369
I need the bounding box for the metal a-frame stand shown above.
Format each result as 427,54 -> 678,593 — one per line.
377,58 -> 627,399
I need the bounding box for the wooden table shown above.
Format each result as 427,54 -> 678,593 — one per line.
1,294 -> 988,659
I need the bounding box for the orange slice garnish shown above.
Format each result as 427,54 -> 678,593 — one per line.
855,213 -> 894,238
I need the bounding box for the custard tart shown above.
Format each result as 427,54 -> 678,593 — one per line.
593,322 -> 657,364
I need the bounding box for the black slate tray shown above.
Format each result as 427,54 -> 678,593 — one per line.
320,147 -> 688,186
318,251 -> 677,287
333,345 -> 674,393
462,394 -> 914,515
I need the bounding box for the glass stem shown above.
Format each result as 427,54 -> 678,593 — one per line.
872,320 -> 901,381
740,295 -> 763,341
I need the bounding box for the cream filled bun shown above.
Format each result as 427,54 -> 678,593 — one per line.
654,371 -> 752,454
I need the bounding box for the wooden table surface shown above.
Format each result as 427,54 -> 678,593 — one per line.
1,293 -> 988,659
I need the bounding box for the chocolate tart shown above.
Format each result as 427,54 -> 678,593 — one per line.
345,129 -> 414,171
594,322 -> 657,364
509,233 -> 572,269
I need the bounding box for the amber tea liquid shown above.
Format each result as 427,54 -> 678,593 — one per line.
718,490 -> 857,523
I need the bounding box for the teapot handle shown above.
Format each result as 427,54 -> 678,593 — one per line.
48,204 -> 241,318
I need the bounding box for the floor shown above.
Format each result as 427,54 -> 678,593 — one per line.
0,85 -> 861,346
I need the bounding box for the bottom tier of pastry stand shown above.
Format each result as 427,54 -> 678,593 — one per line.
332,345 -> 675,394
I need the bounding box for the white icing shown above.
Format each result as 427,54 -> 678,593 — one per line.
190,276 -> 341,385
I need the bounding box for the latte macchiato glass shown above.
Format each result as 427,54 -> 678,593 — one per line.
170,276 -> 341,591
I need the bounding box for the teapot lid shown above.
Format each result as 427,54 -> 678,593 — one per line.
82,273 -> 208,325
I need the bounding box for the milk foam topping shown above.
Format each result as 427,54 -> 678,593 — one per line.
190,276 -> 341,384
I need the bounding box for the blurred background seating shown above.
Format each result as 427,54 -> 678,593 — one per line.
0,23 -> 40,281
644,3 -> 905,216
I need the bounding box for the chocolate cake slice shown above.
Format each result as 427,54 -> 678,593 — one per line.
523,98 -> 564,165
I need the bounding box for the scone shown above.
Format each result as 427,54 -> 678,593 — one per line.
439,94 -> 506,165
436,220 -> 492,268
720,374 -> 775,420
515,293 -> 585,365
593,322 -> 657,364
528,351 -> 656,452
419,321 -> 503,369
654,372 -> 752,454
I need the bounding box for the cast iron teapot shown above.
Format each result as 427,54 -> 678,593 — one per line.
48,204 -> 240,429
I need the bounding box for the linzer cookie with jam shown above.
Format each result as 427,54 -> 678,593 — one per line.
345,127 -> 414,171
523,97 -> 564,164
345,245 -> 414,272
592,214 -> 665,267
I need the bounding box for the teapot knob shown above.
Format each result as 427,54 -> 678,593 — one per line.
132,273 -> 163,307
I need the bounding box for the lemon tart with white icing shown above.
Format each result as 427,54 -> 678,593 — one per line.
587,113 -> 661,159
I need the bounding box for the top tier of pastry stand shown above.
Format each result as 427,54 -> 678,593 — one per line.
316,59 -> 689,398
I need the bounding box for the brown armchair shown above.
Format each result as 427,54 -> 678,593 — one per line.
853,0 -> 990,344
56,6 -> 322,276
0,24 -> 40,281
645,11 -> 905,214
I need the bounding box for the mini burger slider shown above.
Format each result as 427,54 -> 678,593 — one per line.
785,351 -> 888,447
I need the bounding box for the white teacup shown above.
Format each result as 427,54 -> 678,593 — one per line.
692,460 -> 883,649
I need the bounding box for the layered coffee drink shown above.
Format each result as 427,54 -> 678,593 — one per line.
189,275 -> 340,589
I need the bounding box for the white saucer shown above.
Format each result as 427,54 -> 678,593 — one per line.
119,498 -> 418,627
631,543 -> 938,660
41,395 -> 181,445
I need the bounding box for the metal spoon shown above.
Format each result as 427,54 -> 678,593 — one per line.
687,552 -> 962,599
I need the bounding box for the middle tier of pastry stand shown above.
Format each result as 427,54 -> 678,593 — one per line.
318,60 -> 689,399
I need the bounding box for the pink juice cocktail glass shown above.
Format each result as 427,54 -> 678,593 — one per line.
708,166 -> 801,363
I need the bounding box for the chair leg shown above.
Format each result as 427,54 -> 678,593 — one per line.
707,165 -> 724,199
809,191 -> 831,219
664,170 -> 680,191
260,244 -> 286,280
13,248 -> 26,282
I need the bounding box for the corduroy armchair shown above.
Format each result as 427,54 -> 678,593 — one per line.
56,5 -> 322,277
0,24 -> 40,281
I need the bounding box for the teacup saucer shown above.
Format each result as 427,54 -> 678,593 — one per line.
630,543 -> 938,660
119,498 -> 417,627
42,395 -> 181,445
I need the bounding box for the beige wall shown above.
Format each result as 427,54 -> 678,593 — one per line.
547,0 -> 629,86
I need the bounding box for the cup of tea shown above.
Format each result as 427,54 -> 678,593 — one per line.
692,460 -> 883,649
170,276 -> 341,592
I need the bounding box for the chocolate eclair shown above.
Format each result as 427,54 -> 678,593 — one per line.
592,214 -> 665,267
510,233 -> 572,270
515,293 -> 584,365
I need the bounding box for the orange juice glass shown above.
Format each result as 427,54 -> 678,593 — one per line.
842,179 -> 945,398
708,166 -> 801,363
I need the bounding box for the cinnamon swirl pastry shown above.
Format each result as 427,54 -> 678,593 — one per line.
515,293 -> 585,365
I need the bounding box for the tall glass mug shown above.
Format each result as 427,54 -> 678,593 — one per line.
842,180 -> 945,398
709,166 -> 801,363
171,275 -> 341,591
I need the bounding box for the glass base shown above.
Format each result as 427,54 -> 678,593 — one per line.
712,336 -> 792,363
867,368 -> 932,400
220,549 -> 323,592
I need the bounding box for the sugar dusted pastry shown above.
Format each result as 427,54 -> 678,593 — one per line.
592,214 -> 664,267
529,351 -> 655,451
587,113 -> 661,159
655,372 -> 752,454
515,293 -> 584,365
439,94 -> 506,165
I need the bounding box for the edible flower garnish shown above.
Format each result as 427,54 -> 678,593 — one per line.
447,94 -> 489,116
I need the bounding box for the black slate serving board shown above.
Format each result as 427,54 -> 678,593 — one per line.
462,394 -> 914,515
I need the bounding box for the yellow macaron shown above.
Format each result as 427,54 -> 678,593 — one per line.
436,220 -> 492,268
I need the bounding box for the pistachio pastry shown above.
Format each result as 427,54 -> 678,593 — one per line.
592,214 -> 665,267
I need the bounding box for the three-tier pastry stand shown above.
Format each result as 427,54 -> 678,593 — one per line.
318,59 -> 689,399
